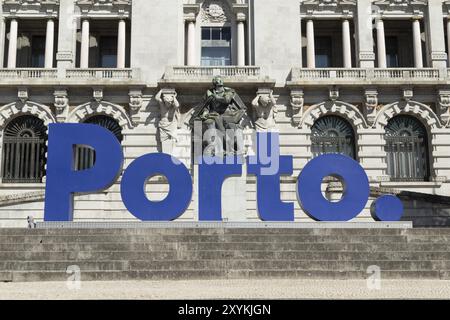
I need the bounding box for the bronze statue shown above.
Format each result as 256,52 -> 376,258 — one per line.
190,76 -> 249,156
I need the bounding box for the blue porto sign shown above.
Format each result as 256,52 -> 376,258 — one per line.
44,124 -> 403,222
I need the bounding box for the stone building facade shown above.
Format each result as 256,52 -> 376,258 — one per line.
0,0 -> 450,227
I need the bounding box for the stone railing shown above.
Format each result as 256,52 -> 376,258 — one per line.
291,68 -> 442,82
165,66 -> 261,80
0,68 -> 58,79
66,68 -> 136,80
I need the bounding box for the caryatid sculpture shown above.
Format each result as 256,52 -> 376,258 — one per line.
156,89 -> 181,154
190,76 -> 249,157
252,89 -> 277,131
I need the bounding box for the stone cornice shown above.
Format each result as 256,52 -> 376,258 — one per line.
372,0 -> 427,18
76,0 -> 131,18
301,0 -> 356,18
2,0 -> 59,18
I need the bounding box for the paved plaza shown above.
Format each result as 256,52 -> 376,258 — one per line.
1,280 -> 450,300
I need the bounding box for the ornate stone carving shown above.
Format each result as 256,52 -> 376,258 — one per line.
0,101 -> 56,129
301,101 -> 368,130
18,87 -> 28,103
373,0 -> 426,16
156,89 -> 181,155
329,87 -> 339,101
3,0 -> 59,18
67,101 -> 132,129
438,89 -> 450,126
129,89 -> 143,125
364,89 -> 378,125
201,0 -> 230,23
402,87 -> 414,102
301,0 -> 356,16
54,89 -> 69,122
251,89 -> 277,132
374,100 -> 441,130
290,89 -> 304,125
77,0 -> 131,18
93,87 -> 103,103
183,3 -> 200,21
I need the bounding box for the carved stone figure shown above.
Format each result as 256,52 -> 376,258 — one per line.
156,89 -> 180,154
438,90 -> 450,126
252,89 -> 277,131
190,76 -> 249,157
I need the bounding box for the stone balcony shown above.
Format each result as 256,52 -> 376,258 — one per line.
160,66 -> 275,89
288,68 -> 448,87
0,68 -> 141,86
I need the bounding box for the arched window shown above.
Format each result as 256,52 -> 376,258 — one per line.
2,115 -> 47,183
311,115 -> 356,159
75,115 -> 123,171
385,115 -> 430,181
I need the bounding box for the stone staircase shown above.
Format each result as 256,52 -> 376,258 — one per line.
1,227 -> 450,282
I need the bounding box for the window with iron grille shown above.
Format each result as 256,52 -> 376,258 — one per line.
2,115 -> 47,183
311,115 -> 356,160
75,115 -> 123,171
385,115 -> 430,182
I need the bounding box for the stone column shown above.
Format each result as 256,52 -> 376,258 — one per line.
447,20 -> 450,66
45,19 -> 55,68
186,19 -> 196,66
342,19 -> 352,68
306,19 -> 315,68
80,19 -> 90,68
117,19 -> 126,68
57,0 -> 77,77
236,16 -> 246,66
356,0 -> 375,68
0,17 -> 5,68
376,19 -> 386,68
425,1 -> 447,68
7,18 -> 18,69
412,18 -> 423,68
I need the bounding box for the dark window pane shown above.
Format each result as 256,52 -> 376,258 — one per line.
202,28 -> 210,40
31,36 -> 45,68
201,27 -> 232,65
386,36 -> 399,68
99,36 -> 117,68
221,27 -> 231,41
211,28 -> 221,40
315,36 -> 332,68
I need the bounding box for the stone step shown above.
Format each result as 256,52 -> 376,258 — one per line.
0,234 -> 411,244
2,242 -> 450,253
0,228 -> 422,236
1,259 -> 450,272
2,227 -> 450,282
3,250 -> 450,261
2,269 -> 447,282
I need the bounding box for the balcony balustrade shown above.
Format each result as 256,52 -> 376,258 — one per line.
0,68 -> 58,79
65,68 -> 136,80
289,67 -> 445,85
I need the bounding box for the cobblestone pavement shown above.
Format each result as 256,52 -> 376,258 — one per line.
1,280 -> 450,299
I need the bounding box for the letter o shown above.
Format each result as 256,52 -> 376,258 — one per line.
297,154 -> 370,221
121,153 -> 193,221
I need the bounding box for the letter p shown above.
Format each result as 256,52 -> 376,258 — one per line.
44,124 -> 123,221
